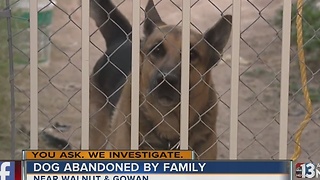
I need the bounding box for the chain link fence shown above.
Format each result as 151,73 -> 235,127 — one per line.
0,0 -> 319,163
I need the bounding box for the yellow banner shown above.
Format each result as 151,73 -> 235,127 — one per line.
24,150 -> 193,160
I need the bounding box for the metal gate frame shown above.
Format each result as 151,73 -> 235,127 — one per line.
4,0 -> 293,159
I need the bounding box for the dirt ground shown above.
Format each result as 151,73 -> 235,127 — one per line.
12,0 -> 320,164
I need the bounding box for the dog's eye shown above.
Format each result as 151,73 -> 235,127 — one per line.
150,43 -> 166,57
190,49 -> 199,61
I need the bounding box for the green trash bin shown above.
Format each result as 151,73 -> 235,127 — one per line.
12,0 -> 55,67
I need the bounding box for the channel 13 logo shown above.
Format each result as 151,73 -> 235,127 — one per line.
0,162 -> 15,180
296,163 -> 320,178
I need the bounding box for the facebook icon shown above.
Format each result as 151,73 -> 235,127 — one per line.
0,162 -> 14,180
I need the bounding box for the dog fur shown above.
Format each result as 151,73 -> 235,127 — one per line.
89,0 -> 232,159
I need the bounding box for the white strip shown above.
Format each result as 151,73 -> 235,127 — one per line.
131,0 -> 141,150
180,0 -> 191,150
279,0 -> 292,159
81,0 -> 90,150
30,0 -> 38,149
229,0 -> 241,159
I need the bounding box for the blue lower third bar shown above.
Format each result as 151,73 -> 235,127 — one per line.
26,160 -> 291,174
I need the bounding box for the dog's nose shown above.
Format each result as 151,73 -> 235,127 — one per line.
156,73 -> 179,87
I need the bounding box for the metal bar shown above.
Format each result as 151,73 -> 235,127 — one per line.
131,0 -> 141,150
180,0 -> 191,150
279,0 -> 292,159
30,0 -> 38,149
0,9 -> 11,18
229,0 -> 241,159
81,0 -> 90,150
5,0 -> 16,159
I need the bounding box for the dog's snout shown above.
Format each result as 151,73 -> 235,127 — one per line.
165,74 -> 179,87
155,73 -> 164,85
151,71 -> 181,107
156,73 -> 179,87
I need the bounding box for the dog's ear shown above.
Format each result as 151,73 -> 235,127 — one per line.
204,15 -> 232,67
144,0 -> 166,37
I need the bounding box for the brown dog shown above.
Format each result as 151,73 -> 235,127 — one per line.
89,0 -> 232,159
